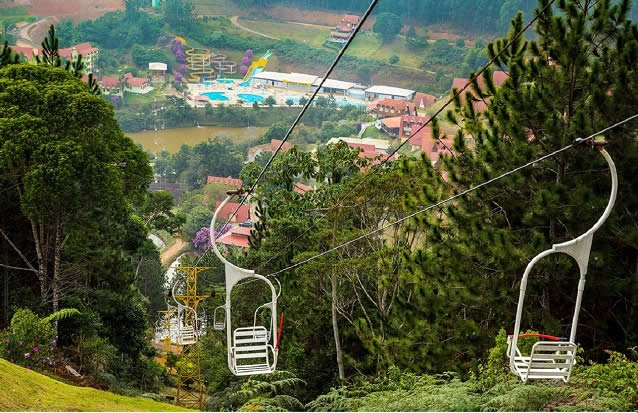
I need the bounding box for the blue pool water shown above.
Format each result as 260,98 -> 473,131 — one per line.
237,93 -> 265,103
201,81 -> 214,86
216,79 -> 236,84
335,97 -> 366,108
201,91 -> 229,101
285,96 -> 301,104
238,81 -> 251,88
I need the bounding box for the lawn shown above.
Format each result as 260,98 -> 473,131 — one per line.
192,0 -> 238,16
237,17 -> 330,48
124,88 -> 167,105
0,358 -> 192,411
0,5 -> 36,26
347,33 -> 427,69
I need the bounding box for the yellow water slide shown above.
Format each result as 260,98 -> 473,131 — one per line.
242,50 -> 273,82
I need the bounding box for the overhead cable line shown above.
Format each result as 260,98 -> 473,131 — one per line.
194,0 -> 380,267
257,0 -> 558,272
265,113 -> 638,277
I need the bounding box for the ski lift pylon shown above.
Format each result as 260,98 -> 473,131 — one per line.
211,191 -> 279,376
508,141 -> 618,382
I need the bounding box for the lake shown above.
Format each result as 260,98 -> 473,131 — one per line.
128,126 -> 269,153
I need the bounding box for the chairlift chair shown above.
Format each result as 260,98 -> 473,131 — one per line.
211,192 -> 281,376
172,279 -> 201,346
508,143 -> 617,383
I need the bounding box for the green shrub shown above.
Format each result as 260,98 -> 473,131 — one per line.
572,352 -> 638,407
0,308 -> 57,370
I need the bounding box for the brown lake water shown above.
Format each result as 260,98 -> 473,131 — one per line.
128,126 -> 269,153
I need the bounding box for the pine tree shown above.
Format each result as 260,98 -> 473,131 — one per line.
401,0 -> 638,371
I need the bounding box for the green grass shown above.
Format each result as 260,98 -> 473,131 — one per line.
237,17 -> 330,48
0,358 -> 192,411
124,88 -> 167,105
347,33 -> 426,69
193,0 -> 238,16
0,5 -> 35,27
362,125 -> 385,139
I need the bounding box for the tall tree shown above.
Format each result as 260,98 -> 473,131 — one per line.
402,0 -> 638,370
0,64 -> 152,324
373,12 -> 403,43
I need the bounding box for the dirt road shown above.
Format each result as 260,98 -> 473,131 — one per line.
161,238 -> 186,265
230,16 -> 280,40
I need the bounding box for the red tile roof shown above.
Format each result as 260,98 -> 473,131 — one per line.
381,116 -> 402,128
347,142 -> 376,153
100,76 -> 120,88
216,228 -> 251,248
207,176 -> 243,187
406,126 -> 432,147
123,72 -> 149,87
375,98 -> 417,117
215,201 -> 250,223
294,183 -> 313,194
413,92 -> 436,109
336,24 -> 353,32
422,134 -> 454,163
11,45 -> 41,60
342,14 -> 360,25
400,115 -> 431,141
271,139 -> 292,152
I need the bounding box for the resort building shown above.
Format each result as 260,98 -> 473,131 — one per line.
399,115 -> 430,140
378,116 -> 402,138
326,137 -> 391,154
10,42 -> 99,73
99,76 -> 122,96
365,85 -> 416,101
214,201 -> 251,223
413,92 -> 437,111
216,226 -> 252,249
372,98 -> 418,118
252,71 -> 318,92
149,62 -> 168,83
123,72 -> 152,94
328,14 -> 360,44
451,71 -> 508,112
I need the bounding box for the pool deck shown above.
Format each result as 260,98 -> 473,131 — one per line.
186,80 -> 367,108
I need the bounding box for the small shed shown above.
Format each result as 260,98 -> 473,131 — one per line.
149,62 -> 168,83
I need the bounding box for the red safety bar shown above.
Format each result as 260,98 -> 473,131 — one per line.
509,333 -> 563,341
275,312 -> 285,351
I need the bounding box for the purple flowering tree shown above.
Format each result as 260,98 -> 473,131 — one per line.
240,65 -> 249,75
192,225 -> 231,252
175,72 -> 183,83
241,56 -> 251,66
245,49 -> 254,59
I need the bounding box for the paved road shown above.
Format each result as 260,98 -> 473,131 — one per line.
230,16 -> 280,40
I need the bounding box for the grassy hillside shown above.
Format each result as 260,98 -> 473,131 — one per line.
0,358 -> 192,412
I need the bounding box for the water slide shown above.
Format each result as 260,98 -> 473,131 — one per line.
242,50 -> 273,82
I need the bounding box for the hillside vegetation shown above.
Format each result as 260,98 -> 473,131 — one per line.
0,358 -> 191,412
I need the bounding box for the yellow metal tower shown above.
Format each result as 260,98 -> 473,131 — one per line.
174,266 -> 212,410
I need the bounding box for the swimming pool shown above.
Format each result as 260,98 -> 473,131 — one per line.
285,96 -> 301,104
201,91 -> 229,101
237,93 -> 265,103
216,79 -> 236,84
335,97 -> 366,108
238,81 -> 251,88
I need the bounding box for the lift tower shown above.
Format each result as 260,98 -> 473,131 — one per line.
174,266 -> 211,410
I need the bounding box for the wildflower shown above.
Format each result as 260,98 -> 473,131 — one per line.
26,365 -> 31,370
18,340 -> 23,345
7,350 -> 10,354
33,346 -> 38,353
50,339 -> 56,347
24,352 -> 30,359
49,360 -> 52,365
5,338 -> 10,343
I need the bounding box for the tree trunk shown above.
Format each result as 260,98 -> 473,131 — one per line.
52,220 -> 62,332
2,235 -> 8,327
331,269 -> 345,381
330,215 -> 345,381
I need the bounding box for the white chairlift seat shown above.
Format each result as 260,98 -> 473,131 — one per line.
178,325 -> 197,346
231,326 -> 276,376
213,305 -> 226,330
508,336 -> 577,382
508,145 -> 617,383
